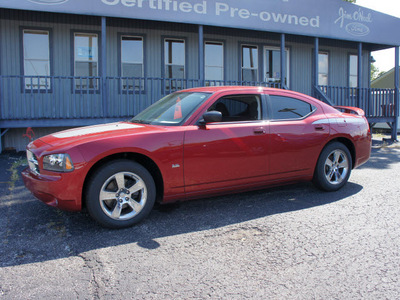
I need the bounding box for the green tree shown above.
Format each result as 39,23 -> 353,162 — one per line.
343,0 -> 356,3
370,63 -> 385,81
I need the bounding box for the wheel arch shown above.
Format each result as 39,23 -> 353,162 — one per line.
82,152 -> 164,208
323,137 -> 356,169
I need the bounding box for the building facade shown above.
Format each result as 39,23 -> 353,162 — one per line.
1,0 -> 400,151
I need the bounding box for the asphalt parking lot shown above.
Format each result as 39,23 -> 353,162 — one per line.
0,140 -> 399,299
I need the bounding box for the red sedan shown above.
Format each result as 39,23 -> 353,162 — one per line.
22,87 -> 371,228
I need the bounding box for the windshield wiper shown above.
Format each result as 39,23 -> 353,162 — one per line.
130,119 -> 151,124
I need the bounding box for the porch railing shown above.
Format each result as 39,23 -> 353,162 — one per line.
1,76 -> 397,124
0,75 -> 281,122
318,85 -> 397,119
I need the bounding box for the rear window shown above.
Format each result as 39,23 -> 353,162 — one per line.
269,95 -> 315,120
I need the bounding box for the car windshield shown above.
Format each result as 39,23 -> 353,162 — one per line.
131,92 -> 211,125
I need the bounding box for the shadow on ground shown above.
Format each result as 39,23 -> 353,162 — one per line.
0,152 -> 364,268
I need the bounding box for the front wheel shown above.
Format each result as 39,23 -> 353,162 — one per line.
313,142 -> 352,192
85,160 -> 156,228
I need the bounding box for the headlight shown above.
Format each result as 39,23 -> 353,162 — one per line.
43,154 -> 74,172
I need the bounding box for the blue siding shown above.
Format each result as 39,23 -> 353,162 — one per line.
0,9 -> 398,151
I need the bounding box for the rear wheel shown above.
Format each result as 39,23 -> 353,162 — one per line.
86,160 -> 156,228
313,142 -> 352,192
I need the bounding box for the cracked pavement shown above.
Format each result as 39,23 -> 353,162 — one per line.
0,145 -> 399,299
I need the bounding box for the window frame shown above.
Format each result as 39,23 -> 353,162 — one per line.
20,27 -> 53,93
204,40 -> 225,84
241,44 -> 259,82
118,33 -> 145,94
71,30 -> 101,93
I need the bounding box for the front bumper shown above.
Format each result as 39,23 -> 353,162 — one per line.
22,167 -> 82,211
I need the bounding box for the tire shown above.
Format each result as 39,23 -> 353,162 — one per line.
313,142 -> 352,192
85,160 -> 156,229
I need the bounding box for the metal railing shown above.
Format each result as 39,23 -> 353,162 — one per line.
318,85 -> 397,118
1,76 -> 397,123
0,75 -> 281,121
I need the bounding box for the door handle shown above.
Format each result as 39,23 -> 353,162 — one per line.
254,127 -> 266,135
314,125 -> 326,131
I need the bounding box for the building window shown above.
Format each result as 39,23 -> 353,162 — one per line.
318,52 -> 329,86
242,45 -> 258,82
205,42 -> 224,84
23,29 -> 51,90
74,32 -> 98,90
121,36 -> 144,91
349,54 -> 358,88
264,46 -> 290,87
164,39 -> 185,79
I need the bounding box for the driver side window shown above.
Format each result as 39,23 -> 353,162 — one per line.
208,94 -> 261,122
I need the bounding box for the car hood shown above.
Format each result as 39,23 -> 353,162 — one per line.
38,122 -> 162,149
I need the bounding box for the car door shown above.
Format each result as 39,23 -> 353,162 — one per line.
183,93 -> 269,194
266,93 -> 330,180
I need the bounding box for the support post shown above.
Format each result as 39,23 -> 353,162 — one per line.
357,42 -> 362,108
101,16 -> 108,117
393,46 -> 399,141
313,37 -> 319,98
368,52 -> 373,116
198,25 -> 204,87
280,33 -> 286,89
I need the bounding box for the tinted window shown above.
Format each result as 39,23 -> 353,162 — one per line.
269,95 -> 314,120
208,95 -> 261,122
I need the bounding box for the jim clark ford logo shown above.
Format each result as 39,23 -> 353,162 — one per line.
28,0 -> 69,4
334,7 -> 372,37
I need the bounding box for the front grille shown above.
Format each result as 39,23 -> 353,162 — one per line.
27,150 -> 40,174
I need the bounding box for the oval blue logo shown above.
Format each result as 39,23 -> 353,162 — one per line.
345,22 -> 370,36
28,0 -> 69,4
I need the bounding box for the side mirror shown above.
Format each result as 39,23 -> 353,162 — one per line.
200,111 -> 222,125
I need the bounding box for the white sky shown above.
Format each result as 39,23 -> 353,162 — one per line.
357,0 -> 400,72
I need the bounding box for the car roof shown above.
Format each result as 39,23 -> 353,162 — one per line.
180,86 -> 333,110
180,86 -> 280,94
